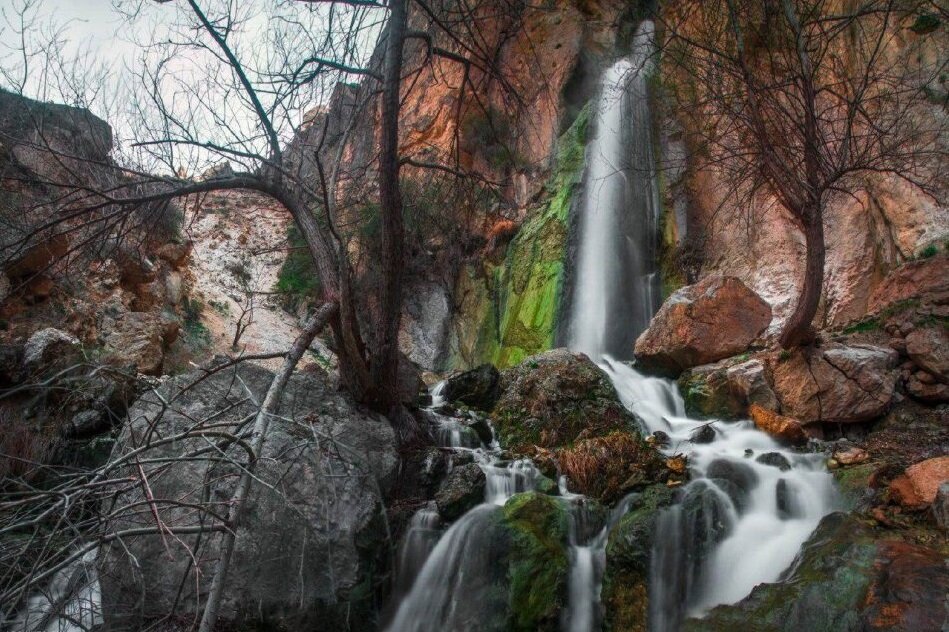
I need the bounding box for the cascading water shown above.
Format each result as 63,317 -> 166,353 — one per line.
567,22 -> 661,361
563,18 -> 837,632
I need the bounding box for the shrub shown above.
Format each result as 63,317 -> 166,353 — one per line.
275,225 -> 321,312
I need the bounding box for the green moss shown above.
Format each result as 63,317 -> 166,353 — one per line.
910,13 -> 940,35
841,317 -> 881,335
275,225 -> 321,312
602,485 -> 676,632
501,492 -> 570,631
832,463 -> 875,510
452,104 -> 591,368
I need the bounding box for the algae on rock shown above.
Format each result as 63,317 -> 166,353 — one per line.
449,105 -> 591,369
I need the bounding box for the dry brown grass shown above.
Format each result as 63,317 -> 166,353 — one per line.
0,407 -> 59,480
557,431 -> 664,504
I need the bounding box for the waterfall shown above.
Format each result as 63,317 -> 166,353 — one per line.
567,21 -> 660,360
563,19 -> 837,632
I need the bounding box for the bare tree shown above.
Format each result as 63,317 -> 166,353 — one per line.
660,0 -> 947,346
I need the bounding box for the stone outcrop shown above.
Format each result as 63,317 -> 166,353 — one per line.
491,348 -> 638,451
868,255 -> 949,313
769,344 -> 899,424
98,363 -> 398,631
888,456 -> 949,509
904,326 -> 948,383
678,357 -> 778,419
441,363 -> 502,412
634,276 -> 772,375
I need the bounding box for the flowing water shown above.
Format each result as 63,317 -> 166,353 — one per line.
562,18 -> 837,632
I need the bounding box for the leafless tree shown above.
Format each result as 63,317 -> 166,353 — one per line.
660,0 -> 947,346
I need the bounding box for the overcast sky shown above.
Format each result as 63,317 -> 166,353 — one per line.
0,0 -> 382,172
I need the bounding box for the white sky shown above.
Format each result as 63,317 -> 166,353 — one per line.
0,0 -> 383,173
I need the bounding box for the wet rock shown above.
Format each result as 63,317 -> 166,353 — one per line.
756,452 -> 791,471
833,446 -> 869,466
634,276 -> 772,375
888,456 -> 949,509
932,482 -> 949,530
442,363 -> 501,411
602,485 -> 676,631
706,459 -> 758,512
749,404 -> 807,445
556,431 -> 665,504
904,326 -> 948,382
491,349 -> 637,451
22,327 -> 81,374
435,463 -> 487,521
466,415 -> 494,445
98,363 -> 398,631
684,512 -> 949,632
775,478 -> 802,519
499,492 -> 570,631
679,358 -> 778,419
769,344 -> 898,424
690,424 -> 716,444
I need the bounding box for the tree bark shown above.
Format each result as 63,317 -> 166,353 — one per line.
779,209 -> 825,348
372,0 -> 408,412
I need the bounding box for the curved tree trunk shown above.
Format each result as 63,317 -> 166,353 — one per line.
779,208 -> 825,348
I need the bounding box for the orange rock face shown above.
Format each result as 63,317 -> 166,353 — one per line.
634,276 -> 772,374
749,404 -> 807,445
889,456 -> 949,509
868,256 -> 949,314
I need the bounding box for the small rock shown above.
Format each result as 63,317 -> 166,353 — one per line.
22,327 -> 80,373
435,463 -> 486,521
756,452 -> 791,471
690,424 -> 716,444
649,430 -> 671,447
932,482 -> 949,530
65,410 -> 108,438
466,416 -> 493,445
749,404 -> 807,445
441,364 -> 501,412
776,478 -> 802,519
833,447 -> 869,466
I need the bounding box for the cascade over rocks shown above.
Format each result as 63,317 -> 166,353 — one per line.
98,363 -> 398,631
769,344 -> 899,424
683,512 -> 949,632
634,276 -> 772,376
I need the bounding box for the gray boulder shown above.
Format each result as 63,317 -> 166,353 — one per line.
97,362 -> 398,631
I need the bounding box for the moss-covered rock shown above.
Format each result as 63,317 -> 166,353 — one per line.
500,492 -> 571,631
602,485 -> 676,631
491,349 -> 638,451
683,513 -> 877,632
450,105 -> 591,369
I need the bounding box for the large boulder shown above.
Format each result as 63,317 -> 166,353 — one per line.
904,326 -> 948,383
98,363 -> 398,631
888,456 -> 949,510
678,357 -> 779,419
684,513 -> 948,632
435,462 -> 487,521
101,312 -> 178,375
21,327 -> 80,374
491,349 -> 637,451
769,344 -> 898,424
634,276 -> 772,375
441,363 -> 502,411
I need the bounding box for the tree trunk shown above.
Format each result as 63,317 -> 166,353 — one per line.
779,208 -> 825,348
372,0 -> 408,412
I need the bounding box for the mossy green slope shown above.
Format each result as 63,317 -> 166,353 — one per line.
451,105 -> 590,369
